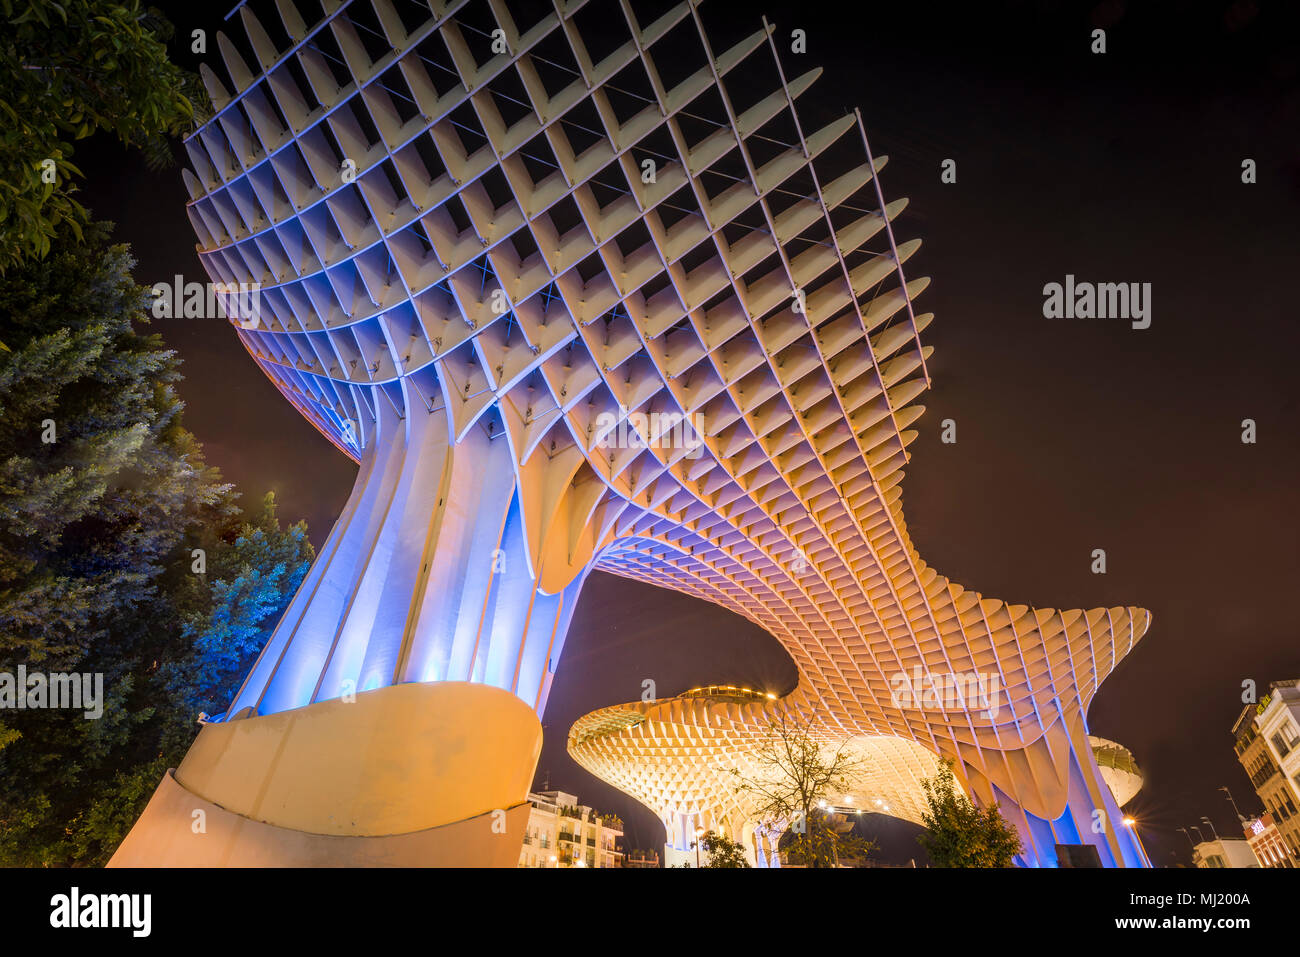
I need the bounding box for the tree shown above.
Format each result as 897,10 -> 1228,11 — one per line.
0,0 -> 206,272
157,493 -> 313,755
697,830 -> 751,868
732,708 -> 874,867
0,222 -> 232,669
917,760 -> 1023,867
0,4 -> 308,865
0,224 -> 313,865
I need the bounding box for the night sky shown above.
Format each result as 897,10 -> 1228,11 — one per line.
80,0 -> 1299,865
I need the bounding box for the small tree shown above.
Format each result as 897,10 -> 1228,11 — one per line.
733,709 -> 873,868
698,831 -> 751,868
917,760 -> 1023,867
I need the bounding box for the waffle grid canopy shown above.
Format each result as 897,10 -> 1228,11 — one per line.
566,691 -> 1146,863
186,0 -> 1151,866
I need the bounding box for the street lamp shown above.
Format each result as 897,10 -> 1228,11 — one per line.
1200,816 -> 1219,840
693,827 -> 705,868
1219,786 -> 1245,823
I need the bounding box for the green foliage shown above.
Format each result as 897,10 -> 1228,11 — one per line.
0,224 -> 313,866
65,754 -> 167,865
0,222 -> 231,669
780,813 -> 876,868
157,492 -> 311,755
0,0 -> 208,272
917,760 -> 1023,868
698,830 -> 751,868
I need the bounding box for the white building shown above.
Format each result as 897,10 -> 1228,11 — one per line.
1192,838 -> 1259,869
1234,680 -> 1300,864
518,790 -> 623,868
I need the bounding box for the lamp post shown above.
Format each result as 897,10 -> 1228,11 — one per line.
693,827 -> 705,868
1220,786 -> 1245,824
1200,816 -> 1219,840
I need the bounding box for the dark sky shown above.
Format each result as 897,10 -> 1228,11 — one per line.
80,0 -> 1300,865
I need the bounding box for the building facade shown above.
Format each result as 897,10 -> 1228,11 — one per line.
1192,838 -> 1259,869
518,790 -> 623,868
1233,681 -> 1300,866
623,848 -> 661,868
1243,814 -> 1292,868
